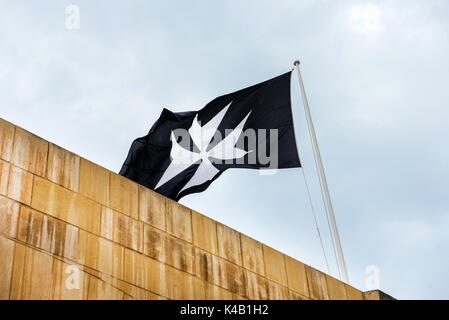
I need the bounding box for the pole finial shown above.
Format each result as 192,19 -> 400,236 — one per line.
293,60 -> 300,66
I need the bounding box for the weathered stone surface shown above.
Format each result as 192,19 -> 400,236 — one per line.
79,158 -> 110,206
100,206 -> 113,240
122,248 -> 140,287
51,259 -> 89,300
166,199 -> 192,242
285,255 -> 309,297
98,237 -> 114,276
0,236 -> 15,300
212,255 -> 246,297
0,159 -> 10,195
145,291 -> 168,300
110,172 -> 138,220
305,265 -> 329,300
266,280 -> 290,300
144,255 -> 168,297
363,290 -> 381,300
18,206 -> 46,249
101,207 -> 143,252
7,165 -> 33,205
111,242 -> 124,280
165,265 -> 205,300
0,195 -> 19,238
143,224 -> 166,263
56,222 -> 79,261
123,249 -> 147,290
363,289 -> 395,300
10,244 -> 53,300
31,176 -> 101,235
216,223 -> 242,266
194,247 -> 213,282
165,235 -> 194,274
122,248 -> 169,298
108,275 -> 147,299
205,283 -> 233,300
245,270 -> 268,300
263,245 -> 288,286
102,273 -> 167,300
0,119 -> 15,162
289,290 -> 310,300
345,284 -> 364,300
18,206 -> 79,260
326,274 -> 347,300
142,223 -> 194,274
192,210 -> 218,255
11,127 -> 48,176
139,186 -> 166,230
46,144 -> 80,192
232,293 -> 249,300
78,230 -> 100,270
88,276 -> 124,300
240,234 -> 265,276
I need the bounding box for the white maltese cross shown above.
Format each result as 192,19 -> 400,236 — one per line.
155,102 -> 251,196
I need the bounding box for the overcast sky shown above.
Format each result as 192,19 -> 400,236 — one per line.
1,0 -> 448,299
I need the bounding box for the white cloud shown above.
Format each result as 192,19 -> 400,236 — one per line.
347,4 -> 384,38
381,216 -> 449,249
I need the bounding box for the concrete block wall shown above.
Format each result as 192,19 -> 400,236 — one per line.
0,117 -> 369,300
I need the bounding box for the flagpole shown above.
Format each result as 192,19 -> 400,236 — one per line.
293,60 -> 350,284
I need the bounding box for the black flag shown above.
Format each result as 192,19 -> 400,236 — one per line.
119,71 -> 300,201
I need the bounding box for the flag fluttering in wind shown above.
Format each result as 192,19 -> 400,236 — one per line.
119,71 -> 300,200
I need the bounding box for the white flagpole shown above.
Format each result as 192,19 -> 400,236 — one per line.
293,60 -> 350,284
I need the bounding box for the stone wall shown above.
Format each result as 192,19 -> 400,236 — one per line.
0,117 -> 369,300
